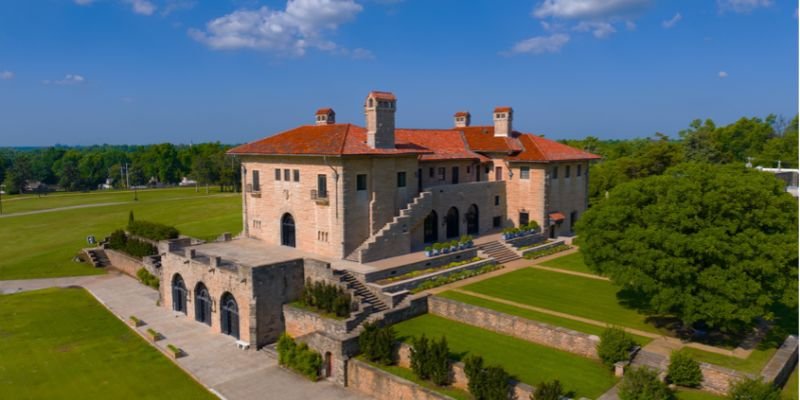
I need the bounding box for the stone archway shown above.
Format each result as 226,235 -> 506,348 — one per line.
220,292 -> 239,339
423,210 -> 438,243
281,213 -> 296,247
194,282 -> 211,326
446,207 -> 460,238
171,274 -> 187,315
466,204 -> 479,235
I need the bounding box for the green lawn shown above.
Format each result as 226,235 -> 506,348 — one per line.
0,187 -> 241,280
437,291 -> 652,346
0,287 -> 216,399
461,268 -> 663,334
675,388 -> 726,400
783,367 -> 799,400
537,251 -> 595,275
392,314 -> 617,399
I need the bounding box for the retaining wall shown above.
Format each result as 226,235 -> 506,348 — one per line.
760,335 -> 799,387
371,258 -> 496,294
362,248 -> 479,283
346,358 -> 451,400
519,239 -> 567,258
105,249 -> 145,278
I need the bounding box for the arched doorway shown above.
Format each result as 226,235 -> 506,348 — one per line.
324,352 -> 333,378
172,274 -> 187,314
220,292 -> 240,339
281,213 -> 296,247
466,204 -> 479,235
423,211 -> 438,243
194,282 -> 211,326
446,207 -> 460,238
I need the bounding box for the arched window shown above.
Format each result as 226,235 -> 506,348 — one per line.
194,282 -> 211,326
446,207 -> 460,238
423,211 -> 438,243
220,292 -> 240,339
281,213 -> 296,247
171,274 -> 187,314
466,204 -> 479,235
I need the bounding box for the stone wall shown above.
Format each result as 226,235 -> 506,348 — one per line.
371,258 -> 496,294
105,249 -> 145,278
428,296 -> 599,359
505,232 -> 546,249
698,363 -> 748,395
346,358 -> 450,400
362,248 -> 478,283
519,239 -> 567,258
283,303 -> 351,338
761,335 -> 799,387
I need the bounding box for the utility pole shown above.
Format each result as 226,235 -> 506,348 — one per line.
124,163 -> 130,189
0,184 -> 4,215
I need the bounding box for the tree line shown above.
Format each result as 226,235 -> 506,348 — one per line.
0,142 -> 241,194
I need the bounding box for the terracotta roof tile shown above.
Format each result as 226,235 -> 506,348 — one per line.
368,91 -> 396,101
315,108 -> 334,115
454,111 -> 470,117
494,106 -> 512,113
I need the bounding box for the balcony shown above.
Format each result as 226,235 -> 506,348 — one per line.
310,189 -> 329,205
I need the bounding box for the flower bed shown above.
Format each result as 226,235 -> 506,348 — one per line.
410,264 -> 502,294
424,235 -> 474,257
501,221 -> 540,240
522,242 -> 570,260
376,257 -> 484,285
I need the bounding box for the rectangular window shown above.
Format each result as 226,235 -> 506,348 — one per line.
519,212 -> 529,226
577,164 -> 582,177
494,195 -> 500,206
274,168 -> 281,181
252,170 -> 260,192
284,169 -> 290,181
565,166 -> 571,178
466,166 -> 471,174
493,216 -> 502,228
356,174 -> 367,191
495,166 -> 502,181
551,166 -> 558,179
437,167 -> 446,180
293,169 -> 300,182
317,174 -> 327,198
429,167 -> 434,178
397,171 -> 407,188
520,166 -> 530,180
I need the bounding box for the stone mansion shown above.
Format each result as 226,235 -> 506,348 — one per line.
228,91 -> 599,263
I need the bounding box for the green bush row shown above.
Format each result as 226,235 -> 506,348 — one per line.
300,279 -> 353,318
358,323 -> 396,366
464,354 -> 510,400
410,264 -> 501,294
108,229 -> 158,258
619,367 -> 781,400
411,335 -> 450,386
379,257 -> 483,284
127,220 -> 179,241
522,244 -> 571,260
277,334 -> 322,381
136,268 -> 159,290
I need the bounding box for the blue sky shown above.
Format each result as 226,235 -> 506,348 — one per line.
0,0 -> 797,146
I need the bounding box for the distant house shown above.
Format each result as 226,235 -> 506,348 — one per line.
754,166 -> 799,197
178,177 -> 197,187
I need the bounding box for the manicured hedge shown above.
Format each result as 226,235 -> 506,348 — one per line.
127,220 -> 179,241
277,334 -> 322,381
464,354 -> 511,400
410,334 -> 451,386
523,244 -> 571,260
300,279 -> 352,318
358,323 -> 396,366
108,229 -> 157,258
410,264 -> 502,294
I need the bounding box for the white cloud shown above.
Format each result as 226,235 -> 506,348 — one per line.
662,12 -> 682,28
574,21 -> 615,38
533,0 -> 650,19
717,0 -> 772,13
43,74 -> 87,85
126,0 -> 156,15
508,33 -> 570,55
189,0 -> 363,56
0,71 -> 14,80
718,71 -> 728,78
161,0 -> 195,16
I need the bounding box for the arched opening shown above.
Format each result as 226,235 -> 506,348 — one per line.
466,204 -> 479,235
423,211 -> 438,243
324,352 -> 333,378
281,213 -> 296,247
171,274 -> 187,314
220,292 -> 240,339
446,207 -> 460,238
194,282 -> 211,326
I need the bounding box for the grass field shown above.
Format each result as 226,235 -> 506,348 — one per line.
537,251 -> 595,275
675,388 -> 726,400
461,267 -> 663,334
437,291 -> 652,345
0,187 -> 241,280
0,287 -> 215,399
392,314 -> 617,399
784,367 -> 799,400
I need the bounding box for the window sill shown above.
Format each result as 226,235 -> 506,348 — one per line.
250,192 -> 261,198
315,198 -> 329,206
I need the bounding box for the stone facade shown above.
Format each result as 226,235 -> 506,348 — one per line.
105,248 -> 146,278
428,296 -> 600,359
347,358 -> 450,400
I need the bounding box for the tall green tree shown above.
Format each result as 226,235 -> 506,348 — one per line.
577,163 -> 798,333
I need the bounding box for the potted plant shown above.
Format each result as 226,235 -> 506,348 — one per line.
439,242 -> 449,254
465,235 -> 474,248
424,246 -> 433,257
450,240 -> 458,252
432,243 -> 441,256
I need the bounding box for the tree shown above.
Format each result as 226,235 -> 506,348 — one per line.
727,377 -> 781,400
598,327 -> 637,367
666,350 -> 702,387
410,334 -> 431,380
577,163 -> 798,333
534,380 -> 564,400
463,354 -> 510,400
429,336 -> 450,386
618,367 -> 674,400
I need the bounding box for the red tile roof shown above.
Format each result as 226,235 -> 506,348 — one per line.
396,129 -> 489,162
368,91 -> 396,101
494,106 -> 512,113
315,108 -> 334,115
454,111 -> 470,117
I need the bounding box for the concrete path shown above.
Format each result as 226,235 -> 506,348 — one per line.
1,273 -> 368,400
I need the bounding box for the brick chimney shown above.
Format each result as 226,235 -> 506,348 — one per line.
493,106 -> 512,137
365,91 -> 396,149
454,111 -> 471,128
315,108 -> 335,125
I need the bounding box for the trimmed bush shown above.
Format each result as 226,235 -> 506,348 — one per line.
534,380 -> 564,400
300,279 -> 352,318
108,229 -> 157,258
411,334 -> 431,380
463,354 -> 510,400
727,377 -> 781,400
359,323 -> 395,366
598,327 -> 637,368
127,220 -> 179,241
276,333 -> 322,381
666,349 -> 702,387
136,268 -> 159,289
618,367 -> 674,400
523,244 -> 571,260
167,344 -> 181,358
410,264 -> 502,294
429,336 -> 450,386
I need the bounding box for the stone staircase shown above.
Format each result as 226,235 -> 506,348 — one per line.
345,191 -> 433,263
341,271 -> 388,313
85,248 -> 110,268
478,241 -> 521,264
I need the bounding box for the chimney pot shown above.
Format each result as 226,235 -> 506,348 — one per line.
315,108 -> 335,125
365,91 -> 396,149
454,111 -> 471,128
493,106 -> 513,137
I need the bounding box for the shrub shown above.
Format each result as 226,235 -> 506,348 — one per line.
411,334 -> 431,380
598,327 -> 637,368
108,229 -> 157,258
534,380 -> 564,400
618,367 -> 674,400
109,229 -> 127,250
666,349 -> 702,387
127,220 -> 179,241
136,268 -> 159,289
276,333 -> 322,381
410,264 -> 502,294
463,354 -> 510,400
429,336 -> 450,386
359,323 -> 395,366
523,244 -> 571,260
727,377 -> 781,400
300,279 -> 352,318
